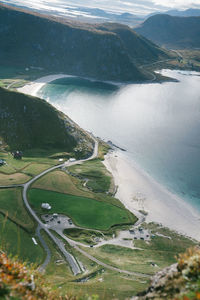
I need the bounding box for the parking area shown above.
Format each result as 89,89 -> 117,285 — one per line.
41,214 -> 75,231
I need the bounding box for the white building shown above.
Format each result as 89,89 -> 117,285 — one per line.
41,203 -> 51,210
69,158 -> 76,162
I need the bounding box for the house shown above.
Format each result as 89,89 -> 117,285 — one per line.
41,203 -> 51,210
12,151 -> 23,160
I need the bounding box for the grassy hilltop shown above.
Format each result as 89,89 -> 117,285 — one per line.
0,87 -> 93,157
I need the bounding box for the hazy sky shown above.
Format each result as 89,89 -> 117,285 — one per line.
2,0 -> 200,15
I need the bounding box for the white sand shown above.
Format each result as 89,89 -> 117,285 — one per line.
104,150 -> 200,241
18,74 -> 74,96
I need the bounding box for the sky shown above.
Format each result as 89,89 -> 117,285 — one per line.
2,0 -> 200,15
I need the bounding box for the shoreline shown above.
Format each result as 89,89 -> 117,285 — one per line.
17,74 -> 75,96
17,73 -> 125,97
18,73 -> 200,241
103,150 -> 200,241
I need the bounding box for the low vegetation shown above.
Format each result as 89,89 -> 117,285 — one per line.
0,250 -> 77,299
64,228 -> 104,245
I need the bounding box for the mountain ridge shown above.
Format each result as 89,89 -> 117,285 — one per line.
0,4 -> 169,82
135,14 -> 200,49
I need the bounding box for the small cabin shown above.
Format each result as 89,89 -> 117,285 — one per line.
0,159 -> 6,166
69,158 -> 76,162
12,151 -> 23,160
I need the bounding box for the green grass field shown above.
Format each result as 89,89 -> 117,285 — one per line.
0,150 -> 59,175
0,172 -> 31,185
32,169 -> 124,209
22,163 -> 52,176
0,214 -> 44,264
68,159 -> 114,193
0,188 -> 35,232
28,189 -> 136,230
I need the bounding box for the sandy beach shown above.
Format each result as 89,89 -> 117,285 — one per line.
104,150 -> 200,241
18,74 -> 200,241
18,74 -> 73,96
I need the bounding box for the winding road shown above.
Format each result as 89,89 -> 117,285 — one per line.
0,137 -> 149,278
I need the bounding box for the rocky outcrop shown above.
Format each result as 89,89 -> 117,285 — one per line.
134,247 -> 200,300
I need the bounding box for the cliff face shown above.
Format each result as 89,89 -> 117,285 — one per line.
0,4 -> 147,82
134,247 -> 200,300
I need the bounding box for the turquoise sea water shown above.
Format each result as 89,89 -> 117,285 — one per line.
38,70 -> 200,212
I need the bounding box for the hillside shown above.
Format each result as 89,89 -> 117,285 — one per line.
1,246 -> 199,300
0,4 -> 148,82
0,87 -> 92,154
135,14 -> 200,49
96,23 -> 169,65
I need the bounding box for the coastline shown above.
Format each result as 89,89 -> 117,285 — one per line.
17,74 -> 75,96
103,150 -> 200,241
17,73 -> 123,97
18,74 -> 200,241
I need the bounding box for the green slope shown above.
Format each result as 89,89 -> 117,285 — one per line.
0,87 -> 92,154
96,23 -> 169,64
0,4 -> 147,82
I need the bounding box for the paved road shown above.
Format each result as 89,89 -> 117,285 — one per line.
20,136 -> 98,275
140,58 -> 176,82
36,225 -> 51,272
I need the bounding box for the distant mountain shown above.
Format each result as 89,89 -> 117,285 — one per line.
1,1 -> 143,26
0,87 -> 92,153
147,8 -> 200,18
96,23 -> 169,64
135,14 -> 200,49
0,4 -> 149,82
166,8 -> 200,17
